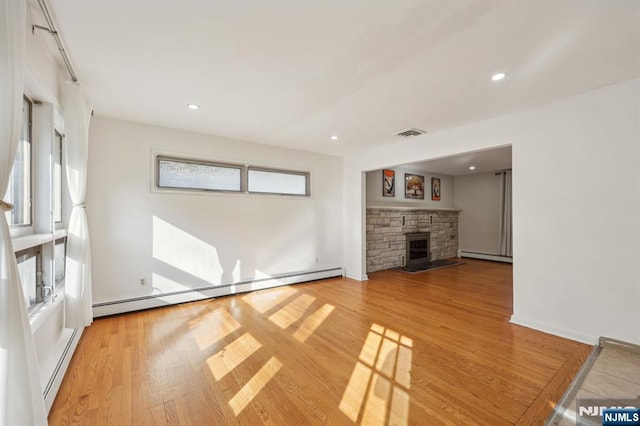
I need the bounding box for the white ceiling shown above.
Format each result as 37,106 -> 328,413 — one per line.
46,0 -> 640,158
402,145 -> 512,176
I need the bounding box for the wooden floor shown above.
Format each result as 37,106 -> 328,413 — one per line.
49,259 -> 591,425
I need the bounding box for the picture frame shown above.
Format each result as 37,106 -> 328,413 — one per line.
431,177 -> 441,201
404,173 -> 424,199
382,169 -> 395,197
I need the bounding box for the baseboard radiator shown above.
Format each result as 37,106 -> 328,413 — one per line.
458,250 -> 512,263
44,327 -> 83,413
93,267 -> 344,317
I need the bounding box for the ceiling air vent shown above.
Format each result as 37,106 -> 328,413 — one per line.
397,128 -> 427,137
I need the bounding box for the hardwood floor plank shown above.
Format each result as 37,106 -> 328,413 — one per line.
515,348 -> 591,425
50,259 -> 589,425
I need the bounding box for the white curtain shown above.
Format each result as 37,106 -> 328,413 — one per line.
62,83 -> 94,328
0,0 -> 48,424
498,170 -> 513,257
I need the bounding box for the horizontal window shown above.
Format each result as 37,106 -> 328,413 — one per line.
247,167 -> 310,196
156,156 -> 243,192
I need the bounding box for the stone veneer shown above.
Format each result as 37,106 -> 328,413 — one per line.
366,208 -> 459,273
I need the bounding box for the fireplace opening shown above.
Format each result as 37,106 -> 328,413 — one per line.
406,232 -> 430,268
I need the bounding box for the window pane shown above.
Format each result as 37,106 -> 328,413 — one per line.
157,158 -> 242,192
4,97 -> 32,226
247,169 -> 309,196
53,131 -> 63,223
55,238 -> 66,284
16,249 -> 37,308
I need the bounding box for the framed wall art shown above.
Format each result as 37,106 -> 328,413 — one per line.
383,169 -> 395,197
431,177 -> 441,201
404,173 -> 424,199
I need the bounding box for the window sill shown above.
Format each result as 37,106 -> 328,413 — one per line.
29,290 -> 64,334
9,225 -> 35,239
11,229 -> 68,252
12,233 -> 53,252
54,228 -> 68,239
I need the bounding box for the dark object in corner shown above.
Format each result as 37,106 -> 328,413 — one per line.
394,259 -> 463,274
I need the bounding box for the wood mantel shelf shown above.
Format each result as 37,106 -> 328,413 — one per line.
367,205 -> 461,212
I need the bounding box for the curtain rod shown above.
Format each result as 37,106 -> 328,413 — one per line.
33,0 -> 78,83
494,169 -> 512,175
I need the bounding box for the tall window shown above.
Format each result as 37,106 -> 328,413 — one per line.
4,96 -> 32,226
53,130 -> 63,223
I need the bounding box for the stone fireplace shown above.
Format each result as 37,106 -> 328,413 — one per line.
366,208 -> 459,273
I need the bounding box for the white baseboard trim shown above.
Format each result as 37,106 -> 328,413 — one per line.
510,315 -> 597,345
458,250 -> 513,263
93,267 -> 343,317
346,273 -> 369,281
44,327 -> 83,413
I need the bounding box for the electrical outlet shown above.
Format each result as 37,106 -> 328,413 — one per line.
140,278 -> 146,286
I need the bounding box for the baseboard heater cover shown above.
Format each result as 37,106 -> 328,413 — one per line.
93,267 -> 343,317
457,250 -> 512,263
44,327 -> 83,413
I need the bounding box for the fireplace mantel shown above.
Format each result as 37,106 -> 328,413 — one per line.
367,205 -> 461,212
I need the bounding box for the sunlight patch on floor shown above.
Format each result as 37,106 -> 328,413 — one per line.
362,373 -> 391,424
241,286 -> 298,314
389,387 -> 411,424
196,286 -> 337,417
339,323 -> 413,425
292,304 -> 335,343
189,308 -> 241,351
229,356 -> 283,415
339,362 -> 372,422
268,294 -> 315,329
207,332 -> 262,381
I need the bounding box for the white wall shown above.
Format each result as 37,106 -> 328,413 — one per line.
24,2 -> 65,107
453,172 -> 501,254
366,167 -> 454,209
344,78 -> 640,345
87,118 -> 343,310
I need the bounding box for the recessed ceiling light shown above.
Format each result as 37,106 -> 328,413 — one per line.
330,135 -> 339,141
469,166 -> 476,170
187,104 -> 200,110
491,72 -> 507,81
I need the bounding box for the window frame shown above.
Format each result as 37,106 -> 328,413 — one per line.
5,95 -> 34,229
8,96 -> 70,325
247,166 -> 311,197
53,129 -> 63,224
154,154 -> 246,194
54,237 -> 67,287
15,245 -> 42,312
